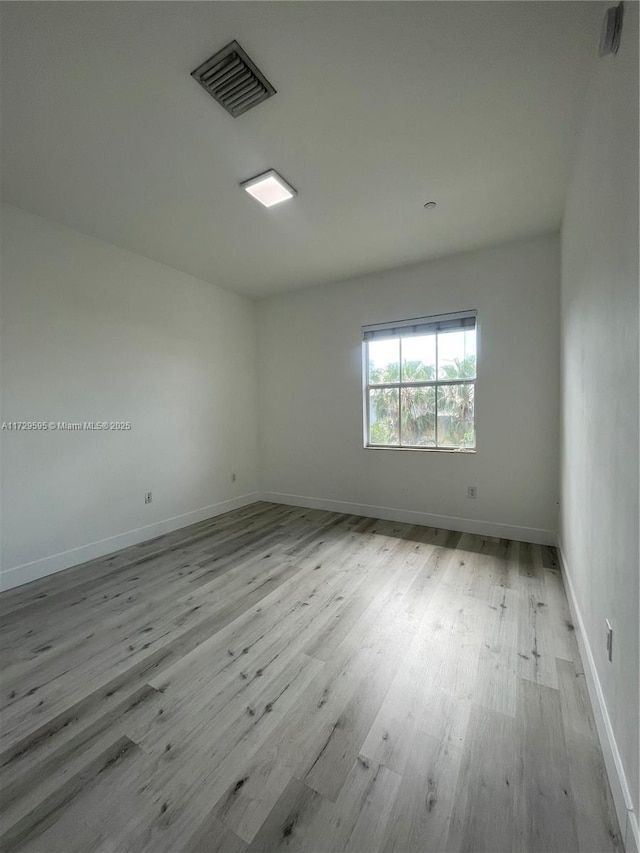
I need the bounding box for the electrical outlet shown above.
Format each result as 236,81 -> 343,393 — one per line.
144,491 -> 153,504
231,473 -> 237,483
606,619 -> 613,661
468,486 -> 477,499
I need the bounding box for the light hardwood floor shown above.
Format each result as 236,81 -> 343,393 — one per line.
0,502 -> 623,852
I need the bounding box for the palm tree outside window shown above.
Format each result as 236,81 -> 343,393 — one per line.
363,311 -> 477,450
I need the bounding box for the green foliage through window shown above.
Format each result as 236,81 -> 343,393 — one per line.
366,328 -> 476,449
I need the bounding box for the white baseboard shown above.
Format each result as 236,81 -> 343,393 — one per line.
259,491 -> 556,545
627,814 -> 640,853
557,542 -> 638,853
0,492 -> 260,592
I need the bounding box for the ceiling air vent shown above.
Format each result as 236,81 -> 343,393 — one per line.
191,40 -> 276,117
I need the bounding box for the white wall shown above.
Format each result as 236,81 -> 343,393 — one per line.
258,233 -> 560,543
559,3 -> 639,850
0,204 -> 259,589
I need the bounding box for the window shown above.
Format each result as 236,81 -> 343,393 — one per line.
363,310 -> 477,450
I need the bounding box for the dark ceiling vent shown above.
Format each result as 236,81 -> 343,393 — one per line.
191,40 -> 276,117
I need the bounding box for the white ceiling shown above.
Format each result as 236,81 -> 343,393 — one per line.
1,2 -> 602,298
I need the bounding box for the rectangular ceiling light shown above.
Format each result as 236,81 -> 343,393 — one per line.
241,170 -> 297,208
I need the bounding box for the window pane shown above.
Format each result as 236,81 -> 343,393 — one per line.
437,329 -> 476,380
437,384 -> 475,448
401,334 -> 436,382
401,386 -> 435,446
368,339 -> 399,385
369,388 -> 399,445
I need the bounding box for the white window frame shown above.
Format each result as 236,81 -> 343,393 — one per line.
362,310 -> 478,452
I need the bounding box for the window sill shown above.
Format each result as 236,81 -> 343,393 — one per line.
365,445 -> 476,454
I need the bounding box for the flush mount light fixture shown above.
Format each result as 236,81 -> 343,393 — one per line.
424,201 -> 437,209
241,169 -> 297,208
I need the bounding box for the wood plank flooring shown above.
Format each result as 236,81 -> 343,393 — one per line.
0,502 -> 623,852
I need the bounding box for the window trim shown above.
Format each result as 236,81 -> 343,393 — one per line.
362,311 -> 478,452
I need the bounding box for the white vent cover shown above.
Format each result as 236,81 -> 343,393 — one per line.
191,40 -> 276,117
